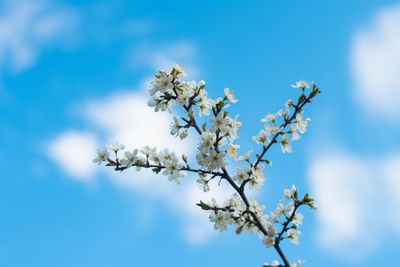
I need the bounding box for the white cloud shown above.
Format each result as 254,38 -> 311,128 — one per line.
351,4 -> 400,121
0,0 -> 79,72
85,90 -> 192,156
308,149 -> 400,259
47,131 -> 98,180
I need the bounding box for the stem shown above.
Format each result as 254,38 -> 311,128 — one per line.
274,244 -> 291,267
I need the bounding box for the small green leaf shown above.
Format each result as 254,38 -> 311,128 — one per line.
298,94 -> 306,105
196,200 -> 212,211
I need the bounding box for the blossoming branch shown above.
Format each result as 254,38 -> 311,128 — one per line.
94,63 -> 320,267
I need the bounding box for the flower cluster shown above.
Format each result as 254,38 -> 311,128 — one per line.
93,143 -> 187,184
94,63 -> 320,267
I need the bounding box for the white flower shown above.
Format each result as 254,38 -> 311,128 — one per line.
198,131 -> 216,153
233,167 -> 250,183
172,62 -> 188,77
93,148 -> 109,165
209,210 -> 231,232
227,115 -> 242,141
248,165 -> 265,190
285,99 -> 293,107
150,72 -> 174,95
261,113 -> 278,122
292,212 -> 303,225
287,229 -> 301,245
107,142 -> 125,153
267,225 -> 277,238
198,96 -> 214,117
206,150 -> 227,171
276,202 -> 292,216
210,112 -> 229,132
196,176 -> 210,192
249,198 -> 265,214
291,79 -> 310,89
140,146 -> 156,157
263,236 -> 275,248
264,124 -> 282,135
290,124 -> 301,141
159,149 -> 179,165
283,185 -> 297,201
295,111 -> 310,134
162,161 -> 186,184
180,129 -> 188,140
224,88 -> 238,103
227,144 -> 240,158
120,149 -> 138,166
280,134 -> 292,153
170,116 -> 181,136
235,149 -> 253,162
277,109 -> 289,117
226,193 -> 245,217
253,129 -> 270,145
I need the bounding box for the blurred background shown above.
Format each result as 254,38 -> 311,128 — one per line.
0,0 -> 399,266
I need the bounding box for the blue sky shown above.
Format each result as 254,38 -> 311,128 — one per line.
1,0 -> 399,266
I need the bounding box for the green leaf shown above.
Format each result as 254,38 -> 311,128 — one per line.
196,200 -> 212,211
298,94 -> 306,105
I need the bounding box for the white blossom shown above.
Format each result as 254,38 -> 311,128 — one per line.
150,71 -> 174,95
235,149 -> 252,162
227,144 -> 240,158
280,134 -> 292,153
263,236 -> 275,248
276,109 -> 288,118
283,185 -> 297,201
248,164 -> 265,190
172,62 -> 188,78
292,212 -> 304,225
285,99 -> 293,107
224,88 -> 238,103
93,148 -> 109,165
162,160 -> 186,184
261,113 -> 278,123
95,62 -> 319,266
120,149 -> 138,166
205,150 -> 227,171
180,129 -> 188,140
198,131 -> 216,153
290,124 -> 301,141
253,129 -> 270,145
287,229 -> 301,245
170,116 -> 181,136
107,142 -> 125,153
196,176 -> 210,192
227,115 -> 242,141
295,111 -> 310,134
233,167 -> 250,183
291,79 -> 310,89
210,112 -> 229,132
140,146 -> 156,158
